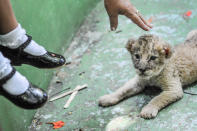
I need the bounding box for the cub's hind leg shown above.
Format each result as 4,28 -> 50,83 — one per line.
99,76 -> 145,107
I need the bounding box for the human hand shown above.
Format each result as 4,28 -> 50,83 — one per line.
104,0 -> 152,31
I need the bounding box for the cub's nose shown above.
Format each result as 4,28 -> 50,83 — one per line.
139,68 -> 146,73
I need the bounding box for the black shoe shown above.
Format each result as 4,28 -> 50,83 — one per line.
0,35 -> 66,68
0,68 -> 48,109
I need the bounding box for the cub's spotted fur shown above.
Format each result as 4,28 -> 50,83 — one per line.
99,30 -> 197,119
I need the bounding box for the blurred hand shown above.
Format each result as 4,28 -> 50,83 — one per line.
104,0 -> 152,31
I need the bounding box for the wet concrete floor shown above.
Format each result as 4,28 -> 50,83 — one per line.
30,0 -> 197,130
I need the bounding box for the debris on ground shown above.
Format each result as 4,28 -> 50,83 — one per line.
49,84 -> 88,109
68,112 -> 72,115
55,80 -> 63,84
46,121 -> 65,129
63,85 -> 88,109
79,71 -> 85,76
185,10 -> 192,17
183,10 -> 192,21
64,88 -> 79,109
147,16 -> 154,24
50,87 -> 71,98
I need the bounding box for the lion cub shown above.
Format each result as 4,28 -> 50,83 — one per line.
99,30 -> 197,119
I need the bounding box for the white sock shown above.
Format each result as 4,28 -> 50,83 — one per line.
0,52 -> 28,95
0,53 -> 12,79
2,71 -> 29,95
0,24 -> 47,56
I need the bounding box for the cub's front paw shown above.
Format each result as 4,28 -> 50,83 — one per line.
140,105 -> 159,119
98,94 -> 120,107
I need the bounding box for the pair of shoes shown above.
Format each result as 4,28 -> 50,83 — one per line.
0,34 -> 64,109
0,67 -> 48,109
0,35 -> 66,68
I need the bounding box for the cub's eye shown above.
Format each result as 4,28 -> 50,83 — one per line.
149,56 -> 157,61
135,54 -> 140,59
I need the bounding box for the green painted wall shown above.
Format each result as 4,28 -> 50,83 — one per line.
0,0 -> 99,131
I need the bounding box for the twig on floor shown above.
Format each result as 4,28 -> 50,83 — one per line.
64,90 -> 78,109
50,87 -> 71,98
49,84 -> 87,102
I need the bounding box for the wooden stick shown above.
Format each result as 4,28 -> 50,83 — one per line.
64,85 -> 87,108
49,84 -> 87,102
64,90 -> 78,109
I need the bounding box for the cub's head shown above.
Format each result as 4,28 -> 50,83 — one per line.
126,34 -> 173,79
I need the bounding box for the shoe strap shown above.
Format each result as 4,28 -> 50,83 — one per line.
16,35 -> 32,60
17,35 -> 32,51
0,68 -> 16,86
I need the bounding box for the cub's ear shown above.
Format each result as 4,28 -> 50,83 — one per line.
126,38 -> 136,52
163,43 -> 173,59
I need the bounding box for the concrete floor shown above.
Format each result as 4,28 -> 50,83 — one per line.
30,0 -> 197,130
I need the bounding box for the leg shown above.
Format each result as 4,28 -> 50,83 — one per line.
0,0 -> 65,68
0,52 -> 47,109
0,0 -> 18,34
140,82 -> 183,119
99,76 -> 145,107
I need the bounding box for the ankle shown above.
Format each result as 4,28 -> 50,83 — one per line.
2,71 -> 28,95
0,23 -> 47,56
0,24 -> 27,49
